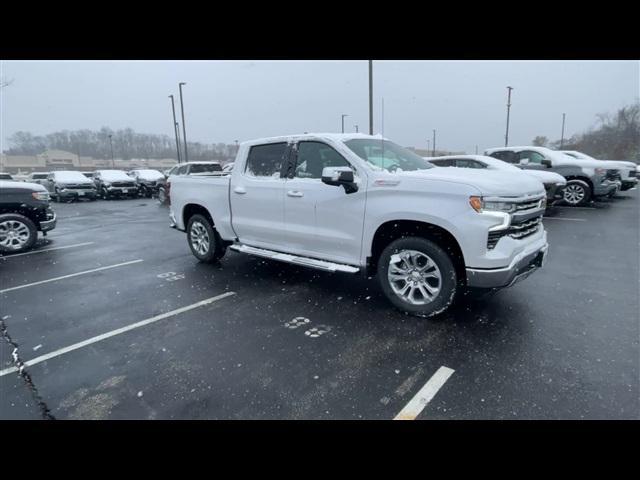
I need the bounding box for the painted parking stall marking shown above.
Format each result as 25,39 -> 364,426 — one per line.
0,292 -> 236,378
394,366 -> 455,420
0,242 -> 94,259
157,271 -> 185,282
0,259 -> 143,294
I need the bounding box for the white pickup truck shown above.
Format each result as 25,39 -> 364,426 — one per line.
169,133 -> 549,317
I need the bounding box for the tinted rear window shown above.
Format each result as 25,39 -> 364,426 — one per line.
245,143 -> 288,177
190,164 -> 222,174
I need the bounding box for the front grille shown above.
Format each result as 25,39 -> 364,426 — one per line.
629,169 -> 637,178
63,184 -> 94,190
487,214 -> 543,250
514,199 -> 542,211
111,182 -> 136,188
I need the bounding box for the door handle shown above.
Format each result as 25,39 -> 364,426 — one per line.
287,190 -> 304,197
234,186 -> 247,194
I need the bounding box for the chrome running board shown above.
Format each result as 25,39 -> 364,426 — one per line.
229,244 -> 360,273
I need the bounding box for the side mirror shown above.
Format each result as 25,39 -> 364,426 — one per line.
519,158 -> 530,165
321,166 -> 358,194
541,159 -> 552,168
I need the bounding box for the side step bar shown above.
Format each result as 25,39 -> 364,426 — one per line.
229,244 -> 360,273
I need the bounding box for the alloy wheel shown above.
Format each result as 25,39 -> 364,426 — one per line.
387,249 -> 442,305
0,220 -> 31,250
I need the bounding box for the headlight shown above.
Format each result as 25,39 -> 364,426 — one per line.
32,191 -> 50,201
469,196 -> 516,213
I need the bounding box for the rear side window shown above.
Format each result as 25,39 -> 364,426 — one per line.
245,143 -> 287,178
456,159 -> 485,169
430,158 -> 455,167
190,164 -> 222,174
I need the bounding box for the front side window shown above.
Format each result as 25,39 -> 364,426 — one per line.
344,139 -> 433,172
518,151 -> 545,164
176,165 -> 188,175
245,142 -> 287,178
293,141 -> 351,179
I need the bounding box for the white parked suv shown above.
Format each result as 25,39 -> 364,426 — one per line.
169,134 -> 549,318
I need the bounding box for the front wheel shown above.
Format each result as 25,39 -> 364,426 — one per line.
157,187 -> 167,205
377,237 -> 457,318
563,180 -> 591,206
0,214 -> 38,254
187,214 -> 226,263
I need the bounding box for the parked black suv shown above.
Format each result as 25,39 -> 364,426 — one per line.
93,170 -> 139,199
0,180 -> 56,254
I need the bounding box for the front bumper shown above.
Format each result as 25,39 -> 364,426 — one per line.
106,186 -> 139,195
58,189 -> 98,199
466,234 -> 548,289
593,179 -> 618,197
39,211 -> 57,232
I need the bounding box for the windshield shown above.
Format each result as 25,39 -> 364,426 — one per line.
32,173 -> 49,179
136,169 -> 164,180
191,163 -> 222,173
99,170 -> 132,182
344,139 -> 434,172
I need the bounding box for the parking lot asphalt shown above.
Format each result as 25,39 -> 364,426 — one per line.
1,191 -> 638,420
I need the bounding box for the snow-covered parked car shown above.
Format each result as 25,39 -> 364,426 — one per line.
426,155 -> 567,205
560,150 -> 637,191
128,169 -> 165,198
93,170 -> 139,199
25,172 -> 51,186
168,133 -> 549,318
45,170 -> 98,202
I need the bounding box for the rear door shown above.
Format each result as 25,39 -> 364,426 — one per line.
282,140 -> 366,265
230,142 -> 288,250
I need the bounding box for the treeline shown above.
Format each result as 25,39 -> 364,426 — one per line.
4,127 -> 238,161
532,101 -> 640,161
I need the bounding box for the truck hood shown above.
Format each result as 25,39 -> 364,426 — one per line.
395,168 -> 545,197
599,160 -> 636,169
523,170 -> 566,184
0,180 -> 47,192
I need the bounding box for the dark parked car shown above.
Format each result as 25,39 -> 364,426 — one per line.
0,180 -> 56,254
128,169 -> 165,198
45,171 -> 98,202
93,170 -> 139,199
0,173 -> 14,181
157,161 -> 223,205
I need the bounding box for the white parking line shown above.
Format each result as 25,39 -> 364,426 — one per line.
394,366 -> 455,420
543,217 -> 586,222
0,259 -> 143,294
0,242 -> 94,259
0,291 -> 236,377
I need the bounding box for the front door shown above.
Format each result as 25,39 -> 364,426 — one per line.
283,140 -> 366,265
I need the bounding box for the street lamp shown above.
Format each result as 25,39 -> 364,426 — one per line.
108,134 -> 115,168
178,82 -> 188,162
169,95 -> 182,163
432,129 -> 436,157
341,114 -> 349,133
560,113 -> 566,149
504,86 -> 514,147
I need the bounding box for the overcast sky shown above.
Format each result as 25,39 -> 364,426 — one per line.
1,60 -> 638,153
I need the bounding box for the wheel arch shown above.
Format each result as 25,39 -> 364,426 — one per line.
368,219 -> 466,284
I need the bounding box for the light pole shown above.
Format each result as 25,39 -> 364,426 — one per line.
341,114 -> 349,133
175,122 -> 182,163
108,134 -> 115,168
505,86 -> 514,147
178,82 -> 188,162
169,95 -> 182,163
368,60 -> 373,135
560,113 -> 566,149
432,129 -> 436,156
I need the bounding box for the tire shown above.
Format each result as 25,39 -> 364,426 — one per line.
53,188 -> 61,202
0,214 -> 38,254
563,179 -> 591,206
101,187 -> 110,200
157,187 -> 167,205
377,236 -> 457,318
186,214 -> 226,263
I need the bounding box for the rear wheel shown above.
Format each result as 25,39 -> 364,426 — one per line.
377,237 -> 457,318
0,214 -> 38,254
187,214 -> 226,263
563,180 -> 591,206
101,187 -> 110,200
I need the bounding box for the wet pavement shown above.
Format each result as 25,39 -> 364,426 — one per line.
0,191 -> 638,419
